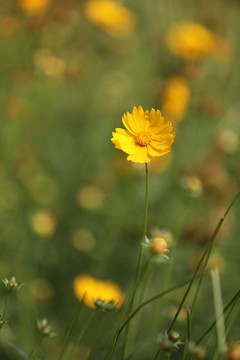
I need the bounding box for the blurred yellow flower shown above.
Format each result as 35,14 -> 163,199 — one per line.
111,106 -> 175,164
73,275 -> 124,310
31,211 -> 57,237
162,77 -> 190,122
166,22 -> 217,61
18,0 -> 51,15
85,0 -> 136,37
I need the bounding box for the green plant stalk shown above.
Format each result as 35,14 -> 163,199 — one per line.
0,292 -> 12,324
120,269 -> 212,335
182,308 -> 191,360
29,333 -> 44,360
106,163 -> 149,360
87,312 -> 107,360
69,310 -> 96,360
167,192 -> 240,334
197,290 -> 240,344
57,300 -> 84,360
211,268 -> 227,354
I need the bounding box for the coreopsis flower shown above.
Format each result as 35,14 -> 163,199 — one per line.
18,0 -> 51,15
165,22 -> 217,61
85,0 -> 136,37
73,274 -> 124,311
162,77 -> 190,122
111,106 -> 175,164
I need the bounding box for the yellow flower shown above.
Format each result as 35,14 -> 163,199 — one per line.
18,0 -> 51,15
84,0 -> 136,37
162,77 -> 190,122
73,274 -> 124,310
165,22 -> 216,61
111,106 -> 175,164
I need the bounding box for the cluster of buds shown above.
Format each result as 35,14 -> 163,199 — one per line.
2,276 -> 22,291
157,331 -> 182,352
93,299 -> 117,312
37,319 -> 55,337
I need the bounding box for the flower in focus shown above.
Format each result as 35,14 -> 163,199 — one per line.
73,274 -> 124,311
18,0 -> 51,15
162,77 -> 190,122
165,22 -> 219,61
84,0 -> 136,37
111,106 -> 175,164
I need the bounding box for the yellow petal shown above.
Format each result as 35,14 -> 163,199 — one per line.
147,108 -> 164,130
122,106 -> 149,134
127,146 -> 151,163
147,144 -> 171,157
111,129 -> 136,154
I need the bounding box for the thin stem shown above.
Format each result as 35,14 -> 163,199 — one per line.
182,308 -> 191,360
106,164 -> 149,360
57,300 -> 84,360
69,310 -> 96,360
120,269 -> 212,334
168,192 -> 240,334
87,313 -> 107,360
197,290 -> 240,344
29,333 -> 44,360
1,292 -> 12,323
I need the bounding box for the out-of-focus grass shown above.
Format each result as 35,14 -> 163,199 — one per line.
0,0 -> 239,358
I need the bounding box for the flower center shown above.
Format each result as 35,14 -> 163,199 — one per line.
134,131 -> 152,147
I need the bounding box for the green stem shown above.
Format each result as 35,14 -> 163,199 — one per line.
29,333 -> 44,360
197,290 -> 240,344
167,192 -> 240,334
120,269 -> 212,335
87,313 -> 107,360
106,163 -> 149,360
69,310 -> 96,360
182,308 -> 191,360
1,292 -> 12,323
57,300 -> 84,360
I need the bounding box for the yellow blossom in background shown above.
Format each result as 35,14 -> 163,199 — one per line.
31,211 -> 57,237
111,106 -> 175,164
84,0 -> 136,37
18,0 -> 51,15
162,77 -> 190,122
166,22 -> 217,61
73,274 -> 124,310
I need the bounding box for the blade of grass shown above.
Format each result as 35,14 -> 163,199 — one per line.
211,268 -> 227,354
57,299 -> 85,360
197,289 -> 240,344
167,192 -> 240,334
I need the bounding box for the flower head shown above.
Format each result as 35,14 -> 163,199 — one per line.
85,0 -> 136,37
165,22 -> 216,61
73,274 -> 124,311
111,106 -> 175,163
162,77 -> 190,122
18,0 -> 51,15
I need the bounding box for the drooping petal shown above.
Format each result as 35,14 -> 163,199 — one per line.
111,129 -> 136,154
127,146 -> 151,163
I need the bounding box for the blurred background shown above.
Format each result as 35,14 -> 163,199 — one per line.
0,0 -> 239,358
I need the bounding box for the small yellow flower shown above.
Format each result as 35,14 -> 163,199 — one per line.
18,0 -> 51,15
111,106 -> 175,164
73,274 -> 124,310
165,22 -> 216,61
162,77 -> 190,122
85,0 -> 136,37
151,237 -> 168,255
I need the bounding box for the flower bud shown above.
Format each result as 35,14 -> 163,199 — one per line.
169,331 -> 180,343
151,237 -> 168,255
37,319 -> 54,337
2,276 -> 22,291
161,338 -> 172,351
